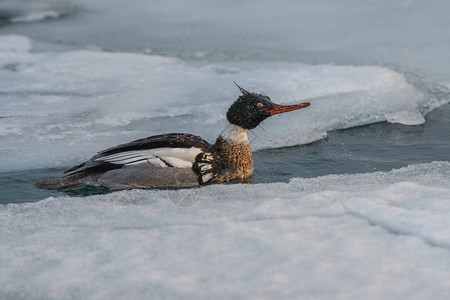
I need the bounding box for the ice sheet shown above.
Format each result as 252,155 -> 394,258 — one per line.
1,162 -> 450,299
1,35 -> 441,172
0,34 -> 31,52
0,0 -> 73,24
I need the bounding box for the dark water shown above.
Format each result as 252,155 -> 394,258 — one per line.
1,102 -> 448,204
255,102 -> 450,182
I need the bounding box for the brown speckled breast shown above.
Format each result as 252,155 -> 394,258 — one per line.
213,137 -> 254,183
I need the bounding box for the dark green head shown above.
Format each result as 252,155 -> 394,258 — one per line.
227,83 -> 310,130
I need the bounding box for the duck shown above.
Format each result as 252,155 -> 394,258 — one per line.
35,83 -> 310,190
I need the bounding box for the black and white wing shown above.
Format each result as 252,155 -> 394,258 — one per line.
64,133 -> 221,184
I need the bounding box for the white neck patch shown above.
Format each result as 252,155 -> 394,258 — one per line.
221,123 -> 249,144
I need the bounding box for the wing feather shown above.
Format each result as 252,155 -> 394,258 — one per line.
96,147 -> 203,168
64,133 -> 217,184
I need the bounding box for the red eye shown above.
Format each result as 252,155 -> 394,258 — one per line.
257,103 -> 264,108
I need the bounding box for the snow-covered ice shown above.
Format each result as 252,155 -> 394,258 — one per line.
1,162 -> 450,299
0,34 -> 32,52
10,10 -> 60,23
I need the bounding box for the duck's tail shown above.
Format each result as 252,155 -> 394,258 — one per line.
35,173 -> 96,190
35,177 -> 83,190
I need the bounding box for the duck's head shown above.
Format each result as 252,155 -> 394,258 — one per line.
227,83 -> 310,130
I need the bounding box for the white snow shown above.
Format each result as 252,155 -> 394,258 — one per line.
0,35 -> 442,172
1,161 -> 450,299
10,10 -> 60,23
0,34 -> 32,52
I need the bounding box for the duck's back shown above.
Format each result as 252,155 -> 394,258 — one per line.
36,133 -> 218,190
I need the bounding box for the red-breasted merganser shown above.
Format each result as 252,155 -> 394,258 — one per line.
36,84 -> 310,190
